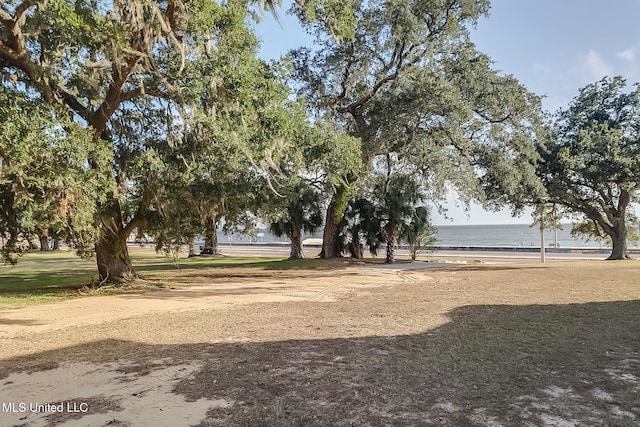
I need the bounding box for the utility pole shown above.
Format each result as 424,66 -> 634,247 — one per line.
540,216 -> 546,263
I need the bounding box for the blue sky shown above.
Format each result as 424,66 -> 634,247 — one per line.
473,0 -> 640,113
253,1 -> 640,225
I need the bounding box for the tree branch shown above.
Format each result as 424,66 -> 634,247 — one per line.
0,8 -> 11,22
14,0 -> 40,22
338,41 -> 407,115
120,86 -> 170,102
475,109 -> 512,124
337,58 -> 354,100
1,3 -> 88,118
153,3 -> 185,73
89,56 -> 142,135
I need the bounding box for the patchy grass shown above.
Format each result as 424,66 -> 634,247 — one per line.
0,249 -> 347,306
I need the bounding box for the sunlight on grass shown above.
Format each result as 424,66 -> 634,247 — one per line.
0,249 -> 343,306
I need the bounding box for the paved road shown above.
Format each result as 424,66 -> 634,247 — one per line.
216,244 -> 610,265
433,249 -> 606,264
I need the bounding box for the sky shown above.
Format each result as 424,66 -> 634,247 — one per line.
253,0 -> 640,225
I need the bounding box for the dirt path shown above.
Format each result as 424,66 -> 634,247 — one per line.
1,263 -> 639,427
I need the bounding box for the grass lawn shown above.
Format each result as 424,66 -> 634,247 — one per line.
0,251 -> 96,305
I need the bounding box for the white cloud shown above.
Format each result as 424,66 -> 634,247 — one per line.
584,49 -> 614,80
617,42 -> 640,62
617,48 -> 635,61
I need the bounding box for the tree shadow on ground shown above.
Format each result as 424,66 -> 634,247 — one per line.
0,317 -> 43,326
2,300 -> 639,426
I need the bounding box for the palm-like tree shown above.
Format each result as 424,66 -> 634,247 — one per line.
270,181 -> 323,260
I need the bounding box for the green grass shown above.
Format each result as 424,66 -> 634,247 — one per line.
0,252 -> 96,305
0,250 -> 342,306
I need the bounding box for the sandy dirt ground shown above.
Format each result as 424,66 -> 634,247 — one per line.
1,263 -> 639,426
1,268 -> 411,426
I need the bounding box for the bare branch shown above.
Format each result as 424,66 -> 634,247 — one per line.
58,87 -> 91,121
152,3 -> 185,73
337,58 -> 353,100
0,8 -> 11,22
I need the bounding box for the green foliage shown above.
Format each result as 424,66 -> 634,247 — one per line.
369,159 -> 425,235
342,154 -> 437,262
294,0 -> 358,40
302,124 -> 362,188
256,0 -> 358,41
1,0 -> 314,278
144,35 -> 318,254
339,198 -> 382,257
0,88 -> 111,263
368,156 -> 427,262
0,0 -> 547,273
269,180 -> 324,238
538,76 -> 640,258
569,214 -> 640,246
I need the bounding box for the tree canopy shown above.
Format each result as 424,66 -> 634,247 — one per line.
291,0 -> 544,258
1,0 -> 561,274
0,0 -> 326,278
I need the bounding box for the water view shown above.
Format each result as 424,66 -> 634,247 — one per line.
219,223 -> 623,248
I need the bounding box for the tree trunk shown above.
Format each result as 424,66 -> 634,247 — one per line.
606,191 -> 631,260
350,233 -> 363,259
52,239 -> 61,251
607,219 -> 630,260
320,197 -> 342,259
321,184 -> 352,259
39,236 -> 51,251
95,231 -> 135,283
289,226 -> 304,259
92,193 -> 138,283
384,223 -> 397,264
203,218 -> 220,255
409,244 -> 417,261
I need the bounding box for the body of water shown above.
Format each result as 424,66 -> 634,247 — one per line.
218,223 -> 617,248
434,224 -> 601,248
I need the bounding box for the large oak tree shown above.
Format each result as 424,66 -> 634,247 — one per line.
0,87 -> 111,263
539,76 -> 640,260
2,0 -> 263,281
